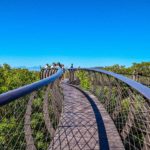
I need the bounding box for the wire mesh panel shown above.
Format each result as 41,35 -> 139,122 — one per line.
73,69 -> 150,150
0,69 -> 64,150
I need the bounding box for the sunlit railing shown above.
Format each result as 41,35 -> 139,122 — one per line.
122,74 -> 150,87
0,69 -> 64,150
69,68 -> 150,150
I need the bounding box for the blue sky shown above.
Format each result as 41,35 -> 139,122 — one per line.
0,0 -> 150,68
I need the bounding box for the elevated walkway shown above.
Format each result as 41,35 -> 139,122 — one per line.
49,83 -> 124,150
1,68 -> 149,150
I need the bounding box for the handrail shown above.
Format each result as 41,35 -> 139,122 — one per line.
70,68 -> 150,100
0,68 -> 63,106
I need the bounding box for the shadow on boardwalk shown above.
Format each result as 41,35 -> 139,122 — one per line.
49,83 -> 124,150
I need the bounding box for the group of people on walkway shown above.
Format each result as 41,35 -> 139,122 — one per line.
43,62 -> 65,70
40,62 -> 75,79
40,62 -> 65,79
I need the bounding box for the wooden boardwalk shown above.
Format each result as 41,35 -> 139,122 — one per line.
49,83 -> 124,150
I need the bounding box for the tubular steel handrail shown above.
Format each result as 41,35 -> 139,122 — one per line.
69,68 -> 150,100
86,68 -> 150,100
0,68 -> 63,106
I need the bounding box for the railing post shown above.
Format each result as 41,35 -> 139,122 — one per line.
132,70 -> 136,81
111,79 -> 123,120
40,69 -> 44,79
132,70 -> 139,81
69,69 -> 75,83
91,71 -> 96,93
43,85 -> 55,138
103,75 -> 112,110
120,89 -> 136,140
24,92 -> 37,150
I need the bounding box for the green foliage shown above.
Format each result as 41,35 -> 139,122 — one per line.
0,64 -> 39,94
0,64 -> 40,149
36,132 -> 44,141
131,62 -> 150,75
0,117 -> 16,145
103,62 -> 150,76
121,98 -> 130,111
32,98 -> 43,107
31,95 -> 51,150
103,64 -> 130,74
75,71 -> 91,90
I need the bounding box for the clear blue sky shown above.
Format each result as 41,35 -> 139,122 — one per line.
0,0 -> 150,68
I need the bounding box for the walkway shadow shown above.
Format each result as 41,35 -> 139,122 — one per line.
71,85 -> 109,150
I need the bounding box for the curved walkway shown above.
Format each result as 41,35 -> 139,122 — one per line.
49,83 -> 124,150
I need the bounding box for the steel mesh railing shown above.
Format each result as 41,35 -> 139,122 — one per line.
71,68 -> 150,150
0,69 -> 64,150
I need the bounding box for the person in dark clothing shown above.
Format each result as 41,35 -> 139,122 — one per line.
70,64 -> 73,69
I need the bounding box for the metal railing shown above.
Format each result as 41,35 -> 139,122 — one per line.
0,68 -> 64,150
69,68 -> 150,150
121,74 -> 150,87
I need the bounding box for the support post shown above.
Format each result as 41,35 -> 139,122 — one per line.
69,69 -> 75,83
